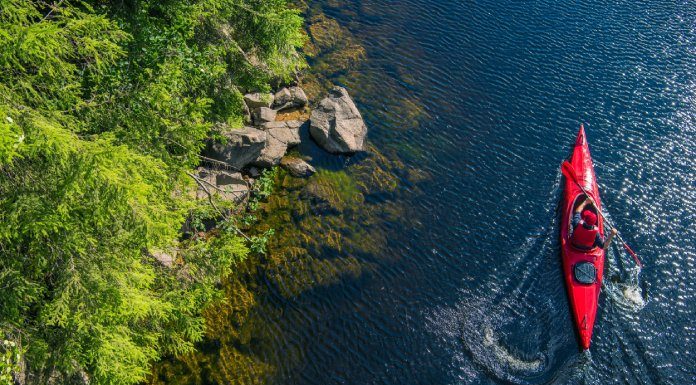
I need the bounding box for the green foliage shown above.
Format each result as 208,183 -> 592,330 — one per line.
254,167 -> 279,200
250,229 -> 276,254
0,339 -> 21,384
0,0 -> 303,383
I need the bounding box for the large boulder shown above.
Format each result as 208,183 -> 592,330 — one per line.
244,92 -> 274,109
204,125 -> 266,170
281,156 -> 316,177
273,86 -> 308,111
310,87 -> 367,153
253,120 -> 303,167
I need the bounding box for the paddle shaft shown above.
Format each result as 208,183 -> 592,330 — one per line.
562,161 -> 643,268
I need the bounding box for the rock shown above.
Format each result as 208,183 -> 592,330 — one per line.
281,157 -> 316,177
253,120 -> 304,167
242,101 -> 252,125
252,107 -> 277,124
150,248 -> 176,268
273,86 -> 308,111
310,86 -> 367,153
243,92 -> 274,109
204,125 -> 266,170
248,166 -> 260,178
195,167 -> 249,203
262,120 -> 302,146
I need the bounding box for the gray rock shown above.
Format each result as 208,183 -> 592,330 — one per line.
150,249 -> 176,268
204,125 -> 266,170
262,120 -> 302,146
273,86 -> 308,111
242,101 -> 252,125
310,87 -> 367,153
281,157 -> 316,177
252,107 -> 277,124
253,121 -> 304,167
195,167 -> 249,203
244,92 -> 274,109
248,166 -> 260,178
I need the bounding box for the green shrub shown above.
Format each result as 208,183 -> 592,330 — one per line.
0,0 -> 303,383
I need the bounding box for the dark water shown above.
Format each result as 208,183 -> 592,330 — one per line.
219,1 -> 696,384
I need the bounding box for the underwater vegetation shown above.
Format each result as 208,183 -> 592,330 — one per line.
150,4 -> 433,383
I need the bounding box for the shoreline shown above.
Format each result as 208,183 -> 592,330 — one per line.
146,4 -> 426,383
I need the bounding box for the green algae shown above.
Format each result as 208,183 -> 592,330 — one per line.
148,149 -> 412,384
148,5 -> 435,385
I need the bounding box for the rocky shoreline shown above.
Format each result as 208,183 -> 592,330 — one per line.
193,85 -> 368,205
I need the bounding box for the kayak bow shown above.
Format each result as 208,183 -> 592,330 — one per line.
560,124 -> 605,351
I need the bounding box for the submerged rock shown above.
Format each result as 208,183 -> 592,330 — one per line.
204,125 -> 266,170
310,86 -> 367,153
281,156 -> 316,177
273,86 -> 308,111
243,92 -> 274,109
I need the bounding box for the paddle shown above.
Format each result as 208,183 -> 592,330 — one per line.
561,161 -> 643,268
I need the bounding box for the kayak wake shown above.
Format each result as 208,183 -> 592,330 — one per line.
424,175 -> 565,384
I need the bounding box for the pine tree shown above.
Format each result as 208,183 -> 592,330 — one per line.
0,0 -> 304,383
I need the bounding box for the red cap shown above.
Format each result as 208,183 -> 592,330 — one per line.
582,210 -> 597,226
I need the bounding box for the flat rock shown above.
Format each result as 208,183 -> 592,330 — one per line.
273,86 -> 308,111
281,157 -> 316,177
150,249 -> 176,268
244,92 -> 274,109
195,167 -> 249,203
252,107 -> 277,124
253,121 -> 304,167
262,120 -> 302,146
310,86 -> 367,153
204,125 -> 266,170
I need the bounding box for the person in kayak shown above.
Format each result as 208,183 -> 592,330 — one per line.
571,197 -> 617,250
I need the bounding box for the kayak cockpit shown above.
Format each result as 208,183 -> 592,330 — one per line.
568,193 -> 599,239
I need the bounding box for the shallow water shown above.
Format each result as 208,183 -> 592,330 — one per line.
158,1 -> 696,384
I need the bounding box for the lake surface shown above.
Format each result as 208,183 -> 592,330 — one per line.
164,1 -> 695,384
282,1 -> 694,384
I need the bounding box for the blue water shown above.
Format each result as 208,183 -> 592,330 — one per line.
179,1 -> 696,384
275,1 -> 695,384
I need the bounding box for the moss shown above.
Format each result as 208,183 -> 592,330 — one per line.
148,6 -> 439,385
274,107 -> 311,122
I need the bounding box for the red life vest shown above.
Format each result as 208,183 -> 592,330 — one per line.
572,221 -> 598,249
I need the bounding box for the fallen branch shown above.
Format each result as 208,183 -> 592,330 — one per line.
186,171 -> 251,242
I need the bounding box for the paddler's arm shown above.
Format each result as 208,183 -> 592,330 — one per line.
573,198 -> 591,228
575,197 -> 592,213
602,228 -> 618,250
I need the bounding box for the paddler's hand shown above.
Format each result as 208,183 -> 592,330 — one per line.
611,228 -> 618,235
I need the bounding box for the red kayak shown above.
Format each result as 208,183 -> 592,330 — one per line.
560,124 -> 605,350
